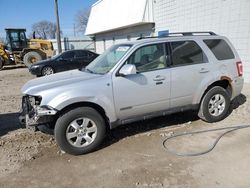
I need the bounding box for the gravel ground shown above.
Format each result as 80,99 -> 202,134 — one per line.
0,67 -> 250,188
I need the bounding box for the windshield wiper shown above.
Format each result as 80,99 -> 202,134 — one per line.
84,68 -> 95,74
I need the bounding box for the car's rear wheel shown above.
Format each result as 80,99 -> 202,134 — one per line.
42,66 -> 54,76
198,86 -> 230,122
55,107 -> 106,155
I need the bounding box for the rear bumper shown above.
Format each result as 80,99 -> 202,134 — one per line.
231,77 -> 244,99
19,96 -> 57,128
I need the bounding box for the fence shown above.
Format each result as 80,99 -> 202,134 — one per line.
49,36 -> 95,54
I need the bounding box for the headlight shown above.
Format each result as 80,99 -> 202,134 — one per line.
36,105 -> 57,116
27,95 -> 42,106
30,65 -> 40,69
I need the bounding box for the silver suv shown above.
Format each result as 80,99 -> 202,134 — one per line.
20,32 -> 244,155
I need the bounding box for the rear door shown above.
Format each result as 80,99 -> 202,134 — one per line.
75,50 -> 92,68
112,43 -> 171,120
169,40 -> 212,107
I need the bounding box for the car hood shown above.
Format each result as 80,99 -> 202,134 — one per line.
32,59 -> 51,66
22,69 -> 103,95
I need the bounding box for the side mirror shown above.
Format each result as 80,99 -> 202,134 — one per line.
119,64 -> 137,76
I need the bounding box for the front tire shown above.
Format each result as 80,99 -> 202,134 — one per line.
198,86 -> 230,122
55,107 -> 106,155
42,66 -> 54,76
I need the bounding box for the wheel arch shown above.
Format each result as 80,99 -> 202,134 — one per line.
198,78 -> 232,106
56,101 -> 111,130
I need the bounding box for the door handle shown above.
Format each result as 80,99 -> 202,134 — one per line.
199,68 -> 209,73
153,75 -> 166,81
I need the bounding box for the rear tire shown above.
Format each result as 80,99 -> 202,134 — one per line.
23,51 -> 42,68
198,86 -> 230,122
55,107 -> 106,155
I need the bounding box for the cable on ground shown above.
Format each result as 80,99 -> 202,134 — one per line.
163,124 -> 250,157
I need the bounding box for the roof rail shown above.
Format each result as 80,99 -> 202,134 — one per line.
168,31 -> 217,36
137,31 -> 217,40
137,36 -> 158,40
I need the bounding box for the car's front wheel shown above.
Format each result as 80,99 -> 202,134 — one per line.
198,86 -> 230,122
42,66 -> 54,76
55,107 -> 106,155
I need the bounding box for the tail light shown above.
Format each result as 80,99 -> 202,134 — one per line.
236,61 -> 243,77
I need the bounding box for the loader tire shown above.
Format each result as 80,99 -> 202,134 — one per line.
23,51 -> 42,68
0,58 -> 3,70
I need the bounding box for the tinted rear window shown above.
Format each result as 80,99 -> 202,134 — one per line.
170,41 -> 205,66
75,50 -> 88,58
204,39 -> 235,60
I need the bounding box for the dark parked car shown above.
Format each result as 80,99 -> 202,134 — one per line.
29,49 -> 98,76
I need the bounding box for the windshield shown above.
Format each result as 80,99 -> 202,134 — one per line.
51,53 -> 61,59
84,44 -> 131,74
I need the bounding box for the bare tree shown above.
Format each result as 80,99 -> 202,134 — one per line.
74,9 -> 90,35
31,20 -> 57,39
0,37 -> 5,43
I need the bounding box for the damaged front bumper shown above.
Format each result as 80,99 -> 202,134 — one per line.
19,95 -> 58,129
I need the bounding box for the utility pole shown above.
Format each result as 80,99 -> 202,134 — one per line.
54,0 -> 62,53
73,24 -> 76,37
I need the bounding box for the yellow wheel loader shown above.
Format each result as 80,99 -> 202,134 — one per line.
0,43 -> 9,70
0,28 -> 55,70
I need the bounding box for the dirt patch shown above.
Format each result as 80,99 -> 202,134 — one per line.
0,129 -> 56,178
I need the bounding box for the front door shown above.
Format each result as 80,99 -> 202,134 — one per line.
112,43 -> 171,120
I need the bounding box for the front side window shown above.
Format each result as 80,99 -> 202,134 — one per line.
85,44 -> 131,74
126,43 -> 166,72
204,39 -> 235,60
170,41 -> 205,66
10,32 -> 19,42
8,31 -> 27,49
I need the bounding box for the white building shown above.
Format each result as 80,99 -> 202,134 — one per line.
86,0 -> 250,82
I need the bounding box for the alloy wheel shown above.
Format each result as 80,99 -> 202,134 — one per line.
66,117 -> 97,148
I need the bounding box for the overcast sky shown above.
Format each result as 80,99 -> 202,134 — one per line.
0,0 -> 97,38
